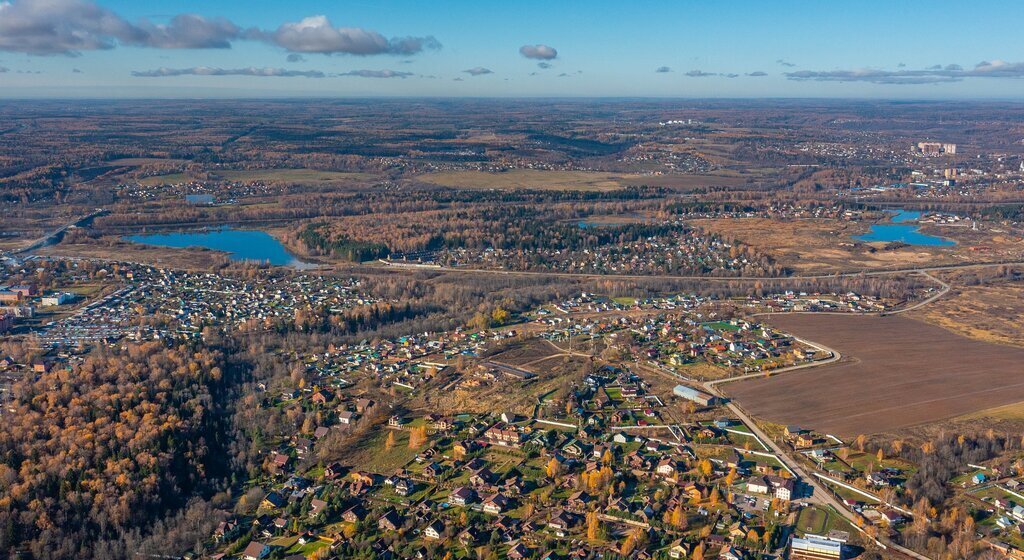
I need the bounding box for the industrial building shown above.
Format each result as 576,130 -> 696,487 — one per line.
673,384 -> 718,407
790,535 -> 843,560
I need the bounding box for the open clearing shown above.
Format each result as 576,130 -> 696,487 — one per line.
690,217 -> 1024,274
910,283 -> 1024,347
691,217 -> 957,273
489,338 -> 566,368
617,173 -> 749,190
416,170 -> 633,191
137,168 -> 372,186
418,169 -> 751,191
725,314 -> 1024,437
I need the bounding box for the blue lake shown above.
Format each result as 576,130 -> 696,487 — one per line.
126,228 -> 313,268
854,210 -> 955,247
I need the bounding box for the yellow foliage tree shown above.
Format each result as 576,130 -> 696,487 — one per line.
408,425 -> 428,448
602,449 -> 614,466
620,537 -> 635,556
670,505 -> 686,528
586,511 -> 601,540
491,307 -> 510,326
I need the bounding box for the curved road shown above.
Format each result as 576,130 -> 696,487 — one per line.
888,271 -> 951,315
699,337 -> 932,559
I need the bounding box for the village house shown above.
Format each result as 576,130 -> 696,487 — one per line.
310,389 -> 334,405
453,439 -> 478,458
567,490 -> 592,510
268,451 -> 291,474
720,545 -> 747,560
395,478 -> 415,497
508,542 -> 531,559
657,458 -> 681,479
458,528 -> 479,547
324,462 -> 345,479
784,425 -> 807,440
261,491 -> 286,509
747,476 -> 770,495
483,493 -> 510,515
378,510 -> 403,532
308,499 -> 327,518
470,466 -> 496,486
243,541 -> 272,560
341,505 -> 366,523
424,520 -> 445,540
668,539 -> 691,559
768,475 -> 795,500
485,422 -> 523,447
547,510 -> 577,536
450,486 -> 476,506
337,410 -> 356,424
795,432 -> 820,448
355,398 -> 374,413
293,438 -> 312,457
214,519 -> 240,542
423,462 -> 444,479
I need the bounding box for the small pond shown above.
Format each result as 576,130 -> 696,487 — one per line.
854,210 -> 955,247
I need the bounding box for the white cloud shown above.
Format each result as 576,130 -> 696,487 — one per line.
0,0 -> 244,55
786,60 -> 1024,84
132,66 -> 325,78
263,15 -> 439,55
338,69 -> 413,78
0,1 -> 440,57
519,44 -> 557,60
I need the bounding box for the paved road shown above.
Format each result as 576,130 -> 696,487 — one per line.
374,258 -> 1024,283
887,271 -> 951,315
694,327 -> 937,560
704,383 -> 931,559
706,335 -> 843,389
10,209 -> 106,255
644,347 -> 929,559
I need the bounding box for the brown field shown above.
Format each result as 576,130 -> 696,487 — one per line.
105,157 -> 187,166
910,283 -> 1024,347
416,170 -> 632,191
416,353 -> 591,417
489,338 -> 567,368
725,314 -> 1024,437
692,217 -> 956,273
417,169 -> 751,191
618,173 -> 749,190
137,168 -> 373,187
39,239 -> 232,270
692,217 -> 1024,274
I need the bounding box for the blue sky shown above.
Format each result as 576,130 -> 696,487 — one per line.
1,0 -> 1023,98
